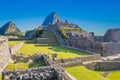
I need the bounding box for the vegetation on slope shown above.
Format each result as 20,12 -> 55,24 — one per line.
6,31 -> 23,37
58,27 -> 82,40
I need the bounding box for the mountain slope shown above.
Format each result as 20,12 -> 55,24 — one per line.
0,21 -> 22,37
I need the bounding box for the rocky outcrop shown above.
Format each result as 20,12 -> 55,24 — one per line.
42,12 -> 60,26
0,21 -> 22,37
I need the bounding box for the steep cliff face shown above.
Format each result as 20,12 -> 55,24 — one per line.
0,21 -> 22,37
104,28 -> 120,42
42,12 -> 60,26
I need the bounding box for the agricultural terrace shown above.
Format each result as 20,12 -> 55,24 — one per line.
12,39 -> 91,59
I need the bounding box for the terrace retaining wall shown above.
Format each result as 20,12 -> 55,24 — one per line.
9,42 -> 24,54
84,61 -> 120,71
2,54 -> 76,80
0,36 -> 11,73
55,54 -> 101,67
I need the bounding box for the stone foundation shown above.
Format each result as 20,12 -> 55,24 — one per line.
2,54 -> 75,80
55,54 -> 101,67
84,61 -> 120,71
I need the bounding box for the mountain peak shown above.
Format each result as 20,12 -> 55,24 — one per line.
42,12 -> 60,26
8,21 -> 13,23
0,21 -> 22,36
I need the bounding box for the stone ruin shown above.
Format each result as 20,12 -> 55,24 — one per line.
2,54 -> 75,80
0,36 -> 11,73
55,54 -> 101,67
66,28 -> 120,57
2,67 -> 57,80
44,18 -> 120,57
11,54 -> 44,63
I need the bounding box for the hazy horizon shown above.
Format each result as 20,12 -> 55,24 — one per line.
0,0 -> 120,36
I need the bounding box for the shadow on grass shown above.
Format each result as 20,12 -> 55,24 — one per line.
29,61 -> 46,68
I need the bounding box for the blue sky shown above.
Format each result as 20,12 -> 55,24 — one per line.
0,0 -> 120,35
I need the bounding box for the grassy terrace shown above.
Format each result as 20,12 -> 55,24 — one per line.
65,66 -> 120,80
8,38 -> 24,47
5,39 -> 91,70
18,44 -> 91,59
5,61 -> 45,70
12,39 -> 91,59
8,41 -> 22,47
107,71 -> 120,80
65,66 -> 109,80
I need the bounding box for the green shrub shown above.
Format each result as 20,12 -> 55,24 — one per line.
58,27 -> 82,40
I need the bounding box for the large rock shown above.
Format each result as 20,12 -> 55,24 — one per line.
0,21 -> 22,37
104,28 -> 120,42
42,12 -> 60,26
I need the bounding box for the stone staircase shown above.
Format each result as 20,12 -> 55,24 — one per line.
37,28 -> 60,45
52,28 -> 66,45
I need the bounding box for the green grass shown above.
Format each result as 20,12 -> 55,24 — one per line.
65,66 -> 110,80
8,41 -> 22,47
5,61 -> 45,70
16,40 -> 91,59
0,74 -> 1,80
5,39 -> 120,80
5,62 -> 29,70
107,71 -> 120,80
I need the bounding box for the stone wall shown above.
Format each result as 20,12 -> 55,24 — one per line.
11,54 -> 44,63
101,42 -> 120,56
2,54 -> 75,80
0,36 -> 11,72
94,36 -> 104,42
55,54 -> 101,67
9,42 -> 24,54
84,61 -> 120,71
104,28 -> 120,42
67,37 -> 120,56
42,54 -> 75,80
90,42 -> 120,56
2,66 -> 57,80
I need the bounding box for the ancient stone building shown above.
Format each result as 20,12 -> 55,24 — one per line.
66,28 -> 120,56
104,28 -> 120,42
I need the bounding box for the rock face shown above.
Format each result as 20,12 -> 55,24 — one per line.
0,21 -> 22,36
104,28 -> 120,42
42,12 -> 60,26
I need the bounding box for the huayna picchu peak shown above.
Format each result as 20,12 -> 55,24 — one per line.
42,12 -> 60,26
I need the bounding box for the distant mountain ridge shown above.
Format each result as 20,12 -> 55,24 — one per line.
0,21 -> 23,37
